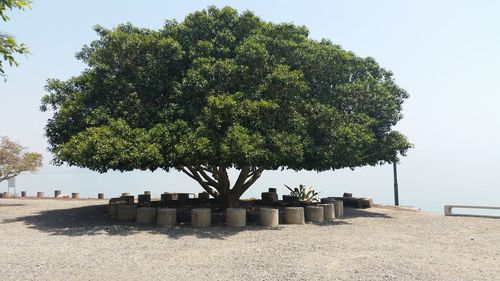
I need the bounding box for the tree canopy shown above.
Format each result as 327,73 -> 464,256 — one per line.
41,6 -> 411,207
0,0 -> 31,79
0,136 -> 43,182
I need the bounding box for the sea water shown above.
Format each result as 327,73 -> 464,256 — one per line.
5,146 -> 499,217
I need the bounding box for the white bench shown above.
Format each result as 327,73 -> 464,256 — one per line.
444,205 -> 500,218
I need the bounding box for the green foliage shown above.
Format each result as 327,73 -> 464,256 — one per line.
41,6 -> 412,176
0,0 -> 31,79
0,136 -> 43,182
284,184 -> 319,203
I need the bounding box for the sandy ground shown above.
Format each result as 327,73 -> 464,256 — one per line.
0,199 -> 499,281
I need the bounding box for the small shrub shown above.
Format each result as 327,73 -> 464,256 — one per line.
284,184 -> 320,202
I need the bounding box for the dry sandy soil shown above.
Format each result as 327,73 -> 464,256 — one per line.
0,199 -> 499,281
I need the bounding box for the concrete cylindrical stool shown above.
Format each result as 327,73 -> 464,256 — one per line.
333,200 -> 344,218
199,192 -> 210,200
118,205 -> 137,221
191,208 -> 211,228
160,193 -> 169,206
285,207 -> 305,224
98,193 -> 104,199
138,194 -> 151,204
137,207 -> 156,224
259,208 -> 279,227
54,190 -> 61,198
318,204 -> 335,220
283,195 -> 300,204
320,197 -> 336,204
261,192 -> 278,203
71,193 -> 80,199
165,193 -> 178,201
21,191 -> 27,197
121,192 -> 130,196
178,193 -> 189,202
305,206 -> 324,223
157,208 -> 177,227
121,195 -> 135,205
226,208 -> 246,227
109,204 -> 118,217
37,192 -> 44,198
109,201 -> 126,217
144,191 -> 151,195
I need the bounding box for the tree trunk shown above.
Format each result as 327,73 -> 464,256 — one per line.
180,165 -> 264,208
220,190 -> 241,208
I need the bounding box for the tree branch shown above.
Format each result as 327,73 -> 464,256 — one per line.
182,166 -> 220,197
195,166 -> 219,187
245,167 -> 264,184
199,165 -> 215,174
235,167 -> 264,198
232,166 -> 250,192
0,171 -> 20,182
181,167 -> 197,181
247,166 -> 261,177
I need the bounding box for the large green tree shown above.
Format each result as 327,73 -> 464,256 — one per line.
41,6 -> 411,207
0,0 -> 31,79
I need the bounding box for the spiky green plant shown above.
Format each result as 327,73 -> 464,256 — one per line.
284,184 -> 320,202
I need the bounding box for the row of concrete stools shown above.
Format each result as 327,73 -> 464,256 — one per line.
14,191 -> 105,199
110,202 -> 344,228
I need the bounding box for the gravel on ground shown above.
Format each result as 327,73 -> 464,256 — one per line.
0,198 -> 499,281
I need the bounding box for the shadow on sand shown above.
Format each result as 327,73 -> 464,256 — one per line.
4,204 -> 253,239
344,207 -> 393,219
0,203 -> 26,207
3,204 -> 389,239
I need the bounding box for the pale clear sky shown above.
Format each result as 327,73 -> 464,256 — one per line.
1,0 -> 499,212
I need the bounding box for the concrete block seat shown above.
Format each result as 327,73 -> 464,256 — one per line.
444,205 -> 500,217
137,207 -> 156,224
333,200 -> 344,218
118,205 -> 137,221
157,208 -> 177,227
191,208 -> 211,228
259,208 -> 279,227
305,206 -> 324,223
109,200 -> 127,217
226,208 -> 246,227
284,207 -> 305,224
317,203 -> 335,220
